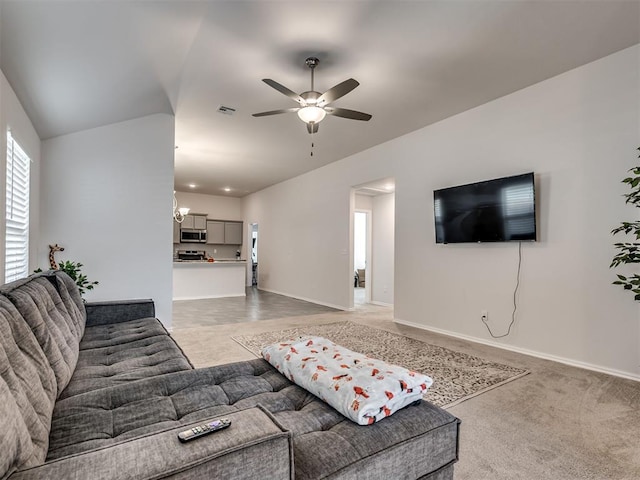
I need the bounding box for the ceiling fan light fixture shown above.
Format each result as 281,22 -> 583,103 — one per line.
253,56 -> 370,131
173,191 -> 190,223
297,106 -> 326,124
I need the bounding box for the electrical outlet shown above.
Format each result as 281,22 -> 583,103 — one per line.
213,249 -> 217,254
481,310 -> 488,322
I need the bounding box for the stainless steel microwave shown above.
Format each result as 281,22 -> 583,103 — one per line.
180,229 -> 207,243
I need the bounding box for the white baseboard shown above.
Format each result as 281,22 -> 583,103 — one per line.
394,317 -> 640,382
370,300 -> 393,307
258,287 -> 346,311
173,293 -> 246,301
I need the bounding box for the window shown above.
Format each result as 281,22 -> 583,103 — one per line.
501,183 -> 535,239
5,131 -> 30,283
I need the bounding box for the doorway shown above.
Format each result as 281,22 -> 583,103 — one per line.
353,210 -> 371,305
250,223 -> 258,286
351,178 -> 395,309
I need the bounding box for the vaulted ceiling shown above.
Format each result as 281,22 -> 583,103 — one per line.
1,1 -> 638,197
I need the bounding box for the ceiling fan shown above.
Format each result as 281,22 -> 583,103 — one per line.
252,57 -> 372,134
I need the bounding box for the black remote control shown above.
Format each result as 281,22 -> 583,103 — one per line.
177,418 -> 231,442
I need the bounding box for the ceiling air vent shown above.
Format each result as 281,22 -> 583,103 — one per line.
217,105 -> 237,116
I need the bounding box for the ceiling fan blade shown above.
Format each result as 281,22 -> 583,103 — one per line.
262,79 -> 304,104
306,122 -> 319,134
316,78 -> 359,106
252,107 -> 300,117
325,107 -> 372,121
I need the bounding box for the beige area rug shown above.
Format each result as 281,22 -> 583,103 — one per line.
232,321 -> 529,409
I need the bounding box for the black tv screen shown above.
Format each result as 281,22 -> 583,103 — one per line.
434,172 -> 536,244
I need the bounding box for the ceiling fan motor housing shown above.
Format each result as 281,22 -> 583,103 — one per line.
305,57 -> 320,69
301,91 -> 320,105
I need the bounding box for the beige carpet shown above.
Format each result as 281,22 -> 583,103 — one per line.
172,311 -> 640,480
232,321 -> 529,408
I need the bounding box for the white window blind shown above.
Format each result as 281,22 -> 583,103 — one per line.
503,183 -> 534,216
502,183 -> 534,238
5,131 -> 30,283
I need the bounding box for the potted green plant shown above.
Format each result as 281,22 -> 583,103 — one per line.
57,260 -> 99,297
35,260 -> 99,298
610,148 -> 640,300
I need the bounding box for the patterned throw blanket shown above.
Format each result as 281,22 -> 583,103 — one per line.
262,336 -> 433,425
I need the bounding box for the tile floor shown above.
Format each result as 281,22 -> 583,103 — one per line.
172,287 -> 340,328
171,287 -> 385,367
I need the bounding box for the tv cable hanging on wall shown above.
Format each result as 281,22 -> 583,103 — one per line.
481,241 -> 523,339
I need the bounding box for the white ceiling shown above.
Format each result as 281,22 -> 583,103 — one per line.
1,1 -> 638,197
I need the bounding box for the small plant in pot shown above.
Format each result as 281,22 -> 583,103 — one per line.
610,148 -> 640,300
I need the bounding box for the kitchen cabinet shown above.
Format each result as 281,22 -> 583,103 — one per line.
206,220 -> 243,245
182,214 -> 207,230
224,222 -> 243,245
194,215 -> 207,230
206,221 -> 225,244
181,216 -> 195,229
173,220 -> 180,243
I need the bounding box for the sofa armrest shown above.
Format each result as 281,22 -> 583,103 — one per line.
85,299 -> 155,327
10,407 -> 292,480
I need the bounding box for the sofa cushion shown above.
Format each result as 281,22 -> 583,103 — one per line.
274,397 -> 458,480
51,270 -> 86,336
79,317 -> 170,350
48,359 -> 459,480
47,360 -> 284,460
84,299 -> 155,327
1,274 -> 84,397
0,378 -> 33,479
59,335 -> 193,399
0,295 -> 57,477
13,407 -> 293,480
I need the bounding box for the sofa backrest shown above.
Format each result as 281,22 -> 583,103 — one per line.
0,295 -> 57,478
52,270 -> 86,339
0,272 -> 86,397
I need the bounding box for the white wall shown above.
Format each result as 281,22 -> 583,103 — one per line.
244,45 -> 640,378
40,114 -> 175,326
392,46 -> 639,379
244,163 -> 360,308
174,191 -> 243,220
371,193 -> 394,305
0,70 -> 41,277
355,194 -> 373,211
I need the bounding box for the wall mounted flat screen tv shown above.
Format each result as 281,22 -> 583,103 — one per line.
434,172 -> 536,244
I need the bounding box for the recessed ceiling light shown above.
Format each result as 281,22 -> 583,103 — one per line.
223,187 -> 231,192
188,184 -> 196,189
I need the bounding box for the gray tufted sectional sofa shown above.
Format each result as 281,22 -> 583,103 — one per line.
0,270 -> 460,480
